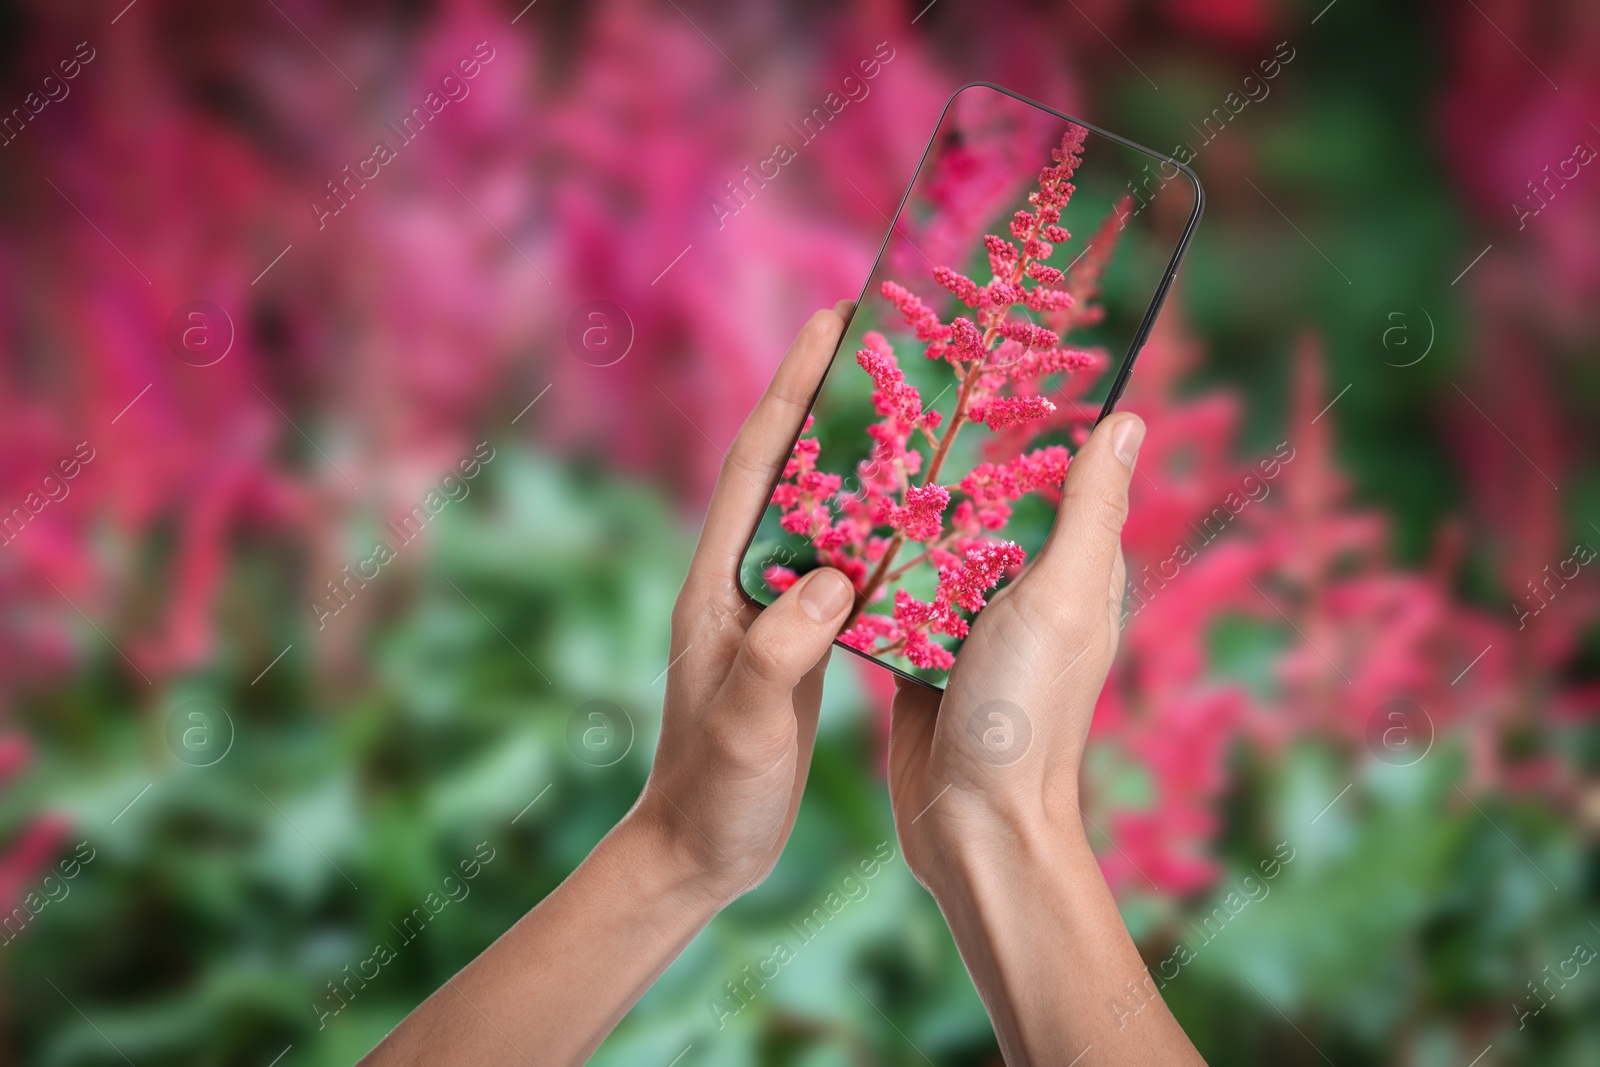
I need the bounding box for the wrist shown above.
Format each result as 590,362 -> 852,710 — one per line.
917,784 -> 1093,902
615,789 -> 745,911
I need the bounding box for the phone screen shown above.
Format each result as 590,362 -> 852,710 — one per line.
738,83 -> 1202,687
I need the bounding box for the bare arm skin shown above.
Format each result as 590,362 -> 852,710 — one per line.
360,305 -> 860,1067
888,412 -> 1208,1066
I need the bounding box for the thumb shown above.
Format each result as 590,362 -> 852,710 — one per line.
1027,412 -> 1144,598
718,568 -> 855,709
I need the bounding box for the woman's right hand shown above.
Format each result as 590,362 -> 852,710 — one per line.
883,411 -> 1204,1066
887,410 -> 1144,882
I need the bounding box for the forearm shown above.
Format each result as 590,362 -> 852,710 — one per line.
361,808 -> 722,1067
927,816 -> 1206,1066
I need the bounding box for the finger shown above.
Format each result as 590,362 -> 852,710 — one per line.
1026,412 -> 1144,599
779,655 -> 831,831
715,568 -> 855,712
1107,546 -> 1127,640
888,677 -> 940,767
686,307 -> 851,592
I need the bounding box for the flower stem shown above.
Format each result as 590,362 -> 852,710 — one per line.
885,532 -> 960,583
848,169 -> 1067,629
851,370 -> 981,619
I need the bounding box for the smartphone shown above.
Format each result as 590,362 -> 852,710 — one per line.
737,82 -> 1202,689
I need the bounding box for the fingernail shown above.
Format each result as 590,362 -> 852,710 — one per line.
799,569 -> 853,622
1111,416 -> 1145,469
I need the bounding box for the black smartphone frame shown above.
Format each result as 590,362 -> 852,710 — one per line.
735,82 -> 1205,692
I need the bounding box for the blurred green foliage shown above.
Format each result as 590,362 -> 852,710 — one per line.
8,448 -> 1594,1065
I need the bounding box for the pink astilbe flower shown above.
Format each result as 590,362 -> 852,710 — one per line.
766,124 -> 1122,673
891,483 -> 950,541
996,321 -> 1060,350
880,280 -> 953,356
1008,347 -> 1098,380
856,335 -> 941,429
985,234 -> 1020,274
933,266 -> 983,307
873,537 -> 1030,661
959,445 -> 1074,532
770,416 -> 844,540
981,280 -> 1025,308
971,395 -> 1057,430
838,612 -> 896,652
938,540 -> 1026,612
903,629 -> 956,670
947,318 -> 987,362
1023,286 -> 1076,312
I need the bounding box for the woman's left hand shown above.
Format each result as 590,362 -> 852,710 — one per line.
361,304 -> 864,1067
632,301 -> 859,904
